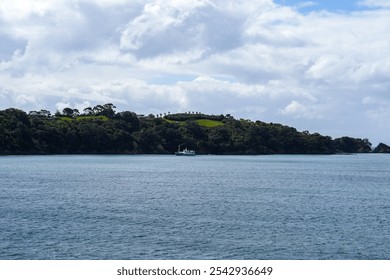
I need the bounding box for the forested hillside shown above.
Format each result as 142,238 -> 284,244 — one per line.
0,104 -> 381,155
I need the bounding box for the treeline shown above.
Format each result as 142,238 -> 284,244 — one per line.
0,105 -> 387,155
165,112 -> 225,121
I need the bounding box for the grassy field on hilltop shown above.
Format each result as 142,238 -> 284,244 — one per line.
195,119 -> 224,127
164,118 -> 224,128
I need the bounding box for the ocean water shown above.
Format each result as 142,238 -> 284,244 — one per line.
0,154 -> 389,260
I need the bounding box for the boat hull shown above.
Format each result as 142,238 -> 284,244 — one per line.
175,145 -> 196,156
175,152 -> 196,156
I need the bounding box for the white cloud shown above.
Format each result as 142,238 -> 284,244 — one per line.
0,0 -> 53,21
358,0 -> 390,8
280,99 -> 325,120
119,0 -> 246,58
1,0 -> 390,144
281,100 -> 305,115
295,2 -> 317,9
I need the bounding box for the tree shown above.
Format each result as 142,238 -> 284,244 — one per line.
208,126 -> 231,154
333,137 -> 372,153
62,108 -> 74,117
72,109 -> 80,117
93,105 -> 104,115
101,103 -> 116,118
115,111 -> 140,132
83,107 -> 93,115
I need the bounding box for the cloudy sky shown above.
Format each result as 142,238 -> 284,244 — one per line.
1,0 -> 389,145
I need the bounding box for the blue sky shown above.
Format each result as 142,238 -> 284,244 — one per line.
1,0 -> 390,145
274,0 -> 362,12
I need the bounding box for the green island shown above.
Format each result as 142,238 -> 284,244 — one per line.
1,104 -> 389,155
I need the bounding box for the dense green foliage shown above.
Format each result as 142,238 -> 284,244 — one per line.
165,113 -> 225,122
165,118 -> 224,128
372,143 -> 390,153
0,105 -> 381,155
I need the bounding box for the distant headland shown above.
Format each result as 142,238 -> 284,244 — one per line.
1,104 -> 389,155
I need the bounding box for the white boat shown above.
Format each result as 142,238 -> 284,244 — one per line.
175,145 -> 196,156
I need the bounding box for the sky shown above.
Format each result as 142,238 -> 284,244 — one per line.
1,0 -> 390,145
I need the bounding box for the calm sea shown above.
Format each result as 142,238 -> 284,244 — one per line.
0,154 -> 389,260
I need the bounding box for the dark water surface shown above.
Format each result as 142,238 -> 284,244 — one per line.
1,154 -> 389,259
